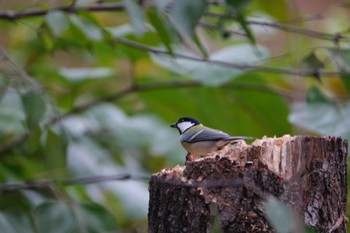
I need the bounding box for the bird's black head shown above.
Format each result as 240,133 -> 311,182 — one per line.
170,117 -> 201,134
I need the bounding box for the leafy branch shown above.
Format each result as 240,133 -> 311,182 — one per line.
2,1 -> 349,80
0,78 -> 303,155
0,1 -> 348,44
114,37 -> 341,78
0,2 -> 348,156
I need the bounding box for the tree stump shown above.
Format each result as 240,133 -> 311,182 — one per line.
148,135 -> 348,233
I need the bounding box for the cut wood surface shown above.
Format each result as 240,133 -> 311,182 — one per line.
148,135 -> 348,233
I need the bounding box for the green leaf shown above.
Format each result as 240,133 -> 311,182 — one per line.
66,135 -> 149,217
108,24 -> 136,37
255,0 -> 288,20
25,126 -> 42,153
43,129 -> 68,179
38,30 -> 55,51
69,14 -> 103,41
123,0 -> 146,36
264,196 -> 305,233
45,10 -> 69,37
169,0 -> 207,56
305,225 -> 316,233
21,91 -> 46,129
327,48 -> 350,93
289,87 -> 350,141
78,10 -> 101,26
301,52 -> 324,70
84,104 -> 177,155
237,12 -> 256,45
76,203 -> 118,232
193,32 -> 208,58
58,67 -> 115,83
34,201 -> 118,233
305,86 -> 332,103
0,75 -> 8,101
152,0 -> 173,11
151,44 -> 269,86
225,0 -> 255,45
0,91 -> 26,134
301,52 -> 324,80
34,201 -> 75,233
170,0 -> 206,39
226,0 -> 251,11
327,48 -> 350,72
75,0 -> 100,5
209,215 -> 223,233
148,8 -> 174,55
0,212 -> 33,233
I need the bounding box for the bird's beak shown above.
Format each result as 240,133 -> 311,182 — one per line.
170,123 -> 176,128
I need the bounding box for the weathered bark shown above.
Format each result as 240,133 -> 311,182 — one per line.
148,135 -> 348,233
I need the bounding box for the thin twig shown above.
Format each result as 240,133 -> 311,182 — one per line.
0,2 -> 125,20
115,37 -> 341,77
0,172 -> 264,191
248,19 -> 347,43
0,173 -> 150,191
198,21 -> 247,38
0,46 -> 41,90
204,12 -> 349,43
277,14 -> 323,24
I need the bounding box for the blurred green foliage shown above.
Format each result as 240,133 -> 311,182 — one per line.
0,0 -> 349,232
264,196 -> 315,233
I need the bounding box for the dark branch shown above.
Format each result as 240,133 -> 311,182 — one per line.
0,2 -> 125,20
0,173 -> 150,191
0,171 -> 270,191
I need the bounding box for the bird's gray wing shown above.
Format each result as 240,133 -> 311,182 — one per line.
182,126 -> 244,143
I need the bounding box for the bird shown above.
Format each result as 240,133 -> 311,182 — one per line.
170,117 -> 251,161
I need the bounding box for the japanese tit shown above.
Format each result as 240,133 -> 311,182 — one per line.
170,117 -> 251,159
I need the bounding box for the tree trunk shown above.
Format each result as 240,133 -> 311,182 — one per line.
148,135 -> 348,233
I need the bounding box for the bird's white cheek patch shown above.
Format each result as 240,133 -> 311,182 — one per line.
177,122 -> 194,133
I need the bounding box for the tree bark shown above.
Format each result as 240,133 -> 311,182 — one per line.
148,135 -> 348,233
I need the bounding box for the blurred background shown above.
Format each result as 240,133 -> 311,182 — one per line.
0,0 -> 349,232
